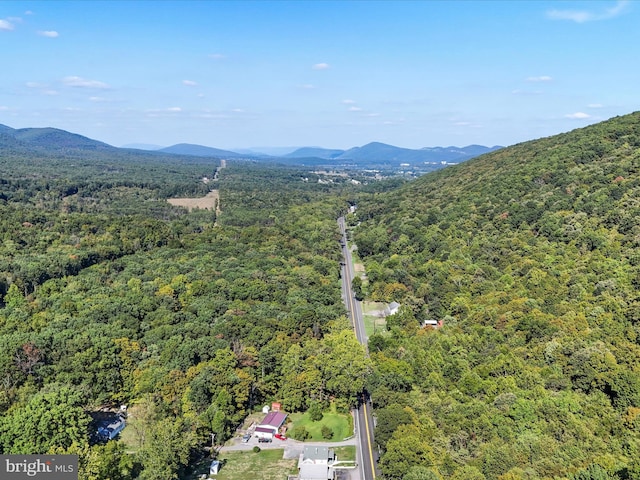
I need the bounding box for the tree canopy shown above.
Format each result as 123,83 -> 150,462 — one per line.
352,112 -> 640,479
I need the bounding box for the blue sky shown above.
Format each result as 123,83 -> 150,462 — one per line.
1,1 -> 638,150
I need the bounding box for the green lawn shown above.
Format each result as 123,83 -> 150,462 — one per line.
362,301 -> 388,337
288,403 -> 353,441
185,449 -> 297,480
333,445 -> 356,462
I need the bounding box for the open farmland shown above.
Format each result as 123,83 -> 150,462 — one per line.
167,189 -> 219,211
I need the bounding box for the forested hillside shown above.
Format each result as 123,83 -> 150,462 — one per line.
4,112 -> 640,479
352,112 -> 640,479
0,147 -> 370,479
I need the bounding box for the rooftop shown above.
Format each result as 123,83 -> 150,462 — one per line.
260,411 -> 287,428
302,446 -> 335,462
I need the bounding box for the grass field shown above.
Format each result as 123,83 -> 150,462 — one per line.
362,301 -> 388,337
333,445 -> 356,462
288,403 -> 353,441
186,449 -> 297,480
118,404 -> 143,454
167,190 -> 219,211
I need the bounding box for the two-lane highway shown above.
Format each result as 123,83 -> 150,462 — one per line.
338,216 -> 380,480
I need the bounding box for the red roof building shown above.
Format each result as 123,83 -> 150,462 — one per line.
260,411 -> 287,429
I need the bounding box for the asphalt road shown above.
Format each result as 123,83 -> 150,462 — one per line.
338,216 -> 380,480
215,217 -> 377,480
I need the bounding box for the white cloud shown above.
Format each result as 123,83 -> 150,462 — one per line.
146,107 -> 184,116
588,103 -> 604,108
526,75 -> 552,82
547,0 -> 629,23
312,63 -> 330,70
454,121 -> 472,126
182,80 -> 197,86
0,106 -> 9,111
0,19 -> 14,31
366,113 -> 381,117
565,112 -> 591,119
209,53 -> 226,60
38,30 -> 59,38
232,108 -> 245,113
89,96 -> 108,102
348,106 -> 362,112
25,10 -> 33,15
342,99 -> 356,104
63,76 -> 110,89
25,82 -> 59,95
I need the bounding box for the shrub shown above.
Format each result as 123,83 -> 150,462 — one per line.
252,446 -> 261,453
334,398 -> 351,414
291,425 -> 309,441
321,425 -> 334,440
308,401 -> 324,422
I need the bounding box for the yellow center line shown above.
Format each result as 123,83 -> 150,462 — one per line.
362,400 -> 377,478
342,230 -> 376,479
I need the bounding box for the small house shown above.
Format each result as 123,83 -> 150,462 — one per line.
298,446 -> 336,480
96,415 -> 126,441
385,301 -> 400,316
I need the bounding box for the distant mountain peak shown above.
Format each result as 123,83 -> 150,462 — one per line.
285,147 -> 345,159
0,123 -> 114,150
158,143 -> 242,158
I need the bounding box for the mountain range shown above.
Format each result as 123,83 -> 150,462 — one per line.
0,122 -> 501,168
158,141 -> 503,166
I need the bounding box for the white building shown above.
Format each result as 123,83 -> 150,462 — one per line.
298,446 -> 336,480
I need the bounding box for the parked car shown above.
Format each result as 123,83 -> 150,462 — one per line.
274,434 -> 286,440
258,437 -> 272,443
242,434 -> 251,443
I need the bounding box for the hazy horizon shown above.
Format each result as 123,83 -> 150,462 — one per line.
1,0 -> 638,149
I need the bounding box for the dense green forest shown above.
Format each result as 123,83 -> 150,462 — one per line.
352,112 -> 640,479
0,142 -> 371,479
3,112 -> 640,480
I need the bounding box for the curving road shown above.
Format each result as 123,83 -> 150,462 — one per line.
338,216 -> 380,480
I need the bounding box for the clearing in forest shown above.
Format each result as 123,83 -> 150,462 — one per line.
288,403 -> 353,441
187,449 -> 297,480
167,190 -> 219,212
362,301 -> 388,337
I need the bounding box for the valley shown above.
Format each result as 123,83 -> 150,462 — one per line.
1,112 -> 640,479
